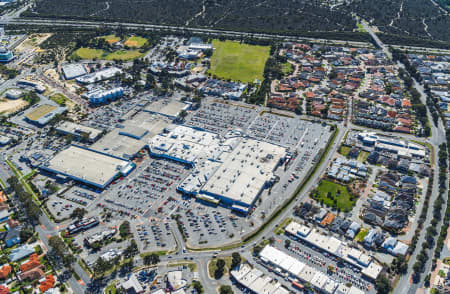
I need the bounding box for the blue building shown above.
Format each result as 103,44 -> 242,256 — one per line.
83,87 -> 124,104
0,47 -> 14,63
1,227 -> 21,248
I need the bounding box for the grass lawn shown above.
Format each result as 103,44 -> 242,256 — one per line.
100,34 -> 120,44
208,256 -> 244,278
356,23 -> 366,32
105,50 -> 146,61
73,48 -> 105,60
104,280 -> 117,294
354,228 -> 368,242
312,180 -> 356,212
275,218 -> 293,235
124,36 -> 148,48
339,146 -> 351,157
49,93 -> 68,106
357,151 -> 370,162
282,62 -> 293,75
208,40 -> 270,83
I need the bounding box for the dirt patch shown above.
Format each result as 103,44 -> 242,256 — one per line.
124,40 -> 138,47
0,98 -> 29,115
15,33 -> 52,53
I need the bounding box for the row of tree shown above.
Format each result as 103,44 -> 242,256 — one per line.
7,176 -> 41,224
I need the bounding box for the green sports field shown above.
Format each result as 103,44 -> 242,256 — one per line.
105,50 -> 146,61
73,48 -> 105,59
124,36 -> 148,48
99,34 -> 120,44
208,40 -> 270,83
72,48 -> 146,61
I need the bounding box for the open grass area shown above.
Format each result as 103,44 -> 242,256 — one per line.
73,48 -> 105,60
208,256 -> 244,278
339,146 -> 351,157
208,40 -> 270,83
49,93 -> 68,106
105,50 -> 146,60
124,36 -> 148,48
104,280 -> 117,294
311,180 -> 356,212
100,34 -> 120,44
355,228 -> 368,242
356,23 -> 366,32
281,62 -> 293,75
357,151 -> 370,162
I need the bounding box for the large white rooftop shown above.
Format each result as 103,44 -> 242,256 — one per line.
41,145 -> 130,188
202,139 -> 286,206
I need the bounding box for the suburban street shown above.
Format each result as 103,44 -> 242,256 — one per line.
0,7 -> 448,294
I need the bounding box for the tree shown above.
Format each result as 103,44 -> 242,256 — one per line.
93,257 -> 111,277
124,239 -> 139,259
19,228 -> 34,242
143,253 -> 160,265
375,274 -> 391,294
119,221 -> 131,239
192,280 -> 203,293
214,259 -> 226,279
231,252 -> 242,269
70,208 -> 87,220
284,239 -> 291,249
219,285 -> 233,294
48,236 -> 75,268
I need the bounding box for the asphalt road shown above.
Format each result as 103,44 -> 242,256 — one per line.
2,8 -> 448,293
359,18 -> 448,294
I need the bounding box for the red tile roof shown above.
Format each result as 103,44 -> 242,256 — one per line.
402,99 -> 412,108
0,285 -> 9,294
20,253 -> 41,272
40,275 -> 55,293
0,265 -> 11,279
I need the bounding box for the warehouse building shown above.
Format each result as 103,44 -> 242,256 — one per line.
56,121 -> 102,143
150,125 -> 286,214
76,67 -> 122,84
200,139 -> 286,212
24,104 -> 67,126
143,100 -> 190,121
148,125 -> 223,166
82,87 -> 124,104
62,63 -> 87,80
92,112 -> 168,160
40,145 -> 135,189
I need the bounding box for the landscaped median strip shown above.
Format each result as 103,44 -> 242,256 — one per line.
4,159 -> 54,221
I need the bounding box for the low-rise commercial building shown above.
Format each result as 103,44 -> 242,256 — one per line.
56,121 -> 102,143
285,221 -> 383,280
40,145 -> 135,189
